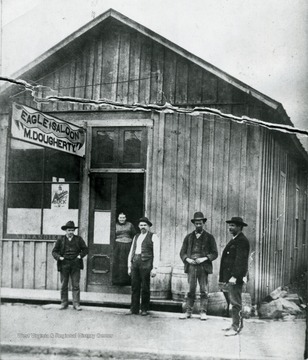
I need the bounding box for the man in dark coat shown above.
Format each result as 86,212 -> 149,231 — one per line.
219,217 -> 250,336
179,212 -> 218,320
52,221 -> 88,311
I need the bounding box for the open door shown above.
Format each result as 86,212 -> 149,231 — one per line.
87,173 -> 144,293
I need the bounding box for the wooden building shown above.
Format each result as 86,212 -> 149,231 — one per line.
0,9 -> 307,303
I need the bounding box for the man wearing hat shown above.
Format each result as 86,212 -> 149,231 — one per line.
219,217 -> 250,336
179,212 -> 218,320
127,217 -> 160,316
52,221 -> 88,311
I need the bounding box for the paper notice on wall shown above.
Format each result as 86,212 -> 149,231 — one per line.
94,211 -> 111,244
51,184 -> 69,209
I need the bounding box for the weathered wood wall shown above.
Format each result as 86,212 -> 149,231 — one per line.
1,19 -> 307,303
256,129 -> 308,302
1,238 -> 90,291
12,20 -> 266,121
1,240 -> 60,290
146,112 -> 261,297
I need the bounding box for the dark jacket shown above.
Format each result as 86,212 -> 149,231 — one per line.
180,230 -> 218,274
219,232 -> 250,284
52,235 -> 88,272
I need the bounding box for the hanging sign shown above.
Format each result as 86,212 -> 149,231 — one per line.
11,103 -> 86,157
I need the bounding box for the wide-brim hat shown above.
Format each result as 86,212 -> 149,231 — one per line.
61,221 -> 78,230
226,217 -> 248,227
138,217 -> 152,227
191,212 -> 207,223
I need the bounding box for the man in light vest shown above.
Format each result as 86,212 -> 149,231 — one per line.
127,217 -> 160,316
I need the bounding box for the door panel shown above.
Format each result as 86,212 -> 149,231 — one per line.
87,174 -> 117,291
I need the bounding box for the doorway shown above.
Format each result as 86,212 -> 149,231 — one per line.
87,173 -> 144,293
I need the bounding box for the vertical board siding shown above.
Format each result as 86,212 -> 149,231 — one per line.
163,49 -> 177,104
116,32 -> 130,104
147,113 -> 260,294
1,241 -> 13,287
150,42 -> 164,104
1,240 -> 59,290
128,32 -> 142,104
3,23 -> 307,304
187,64 -> 202,104
12,241 -> 24,288
175,58 -> 188,104
101,30 -> 120,101
256,130 -> 307,302
24,242 -> 35,288
15,25 -> 256,113
138,37 -> 152,104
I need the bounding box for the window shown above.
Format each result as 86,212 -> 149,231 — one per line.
91,127 -> 146,168
6,139 -> 81,238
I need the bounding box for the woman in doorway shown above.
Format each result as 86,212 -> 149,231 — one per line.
112,212 -> 136,285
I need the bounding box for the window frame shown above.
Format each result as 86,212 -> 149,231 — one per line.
4,138 -> 81,240
91,126 -> 147,169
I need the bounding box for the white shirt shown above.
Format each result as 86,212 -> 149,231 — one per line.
127,232 -> 160,269
232,232 -> 241,240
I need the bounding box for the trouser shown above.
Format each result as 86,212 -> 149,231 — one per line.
130,255 -> 152,313
60,258 -> 81,307
223,283 -> 243,331
186,264 -> 209,313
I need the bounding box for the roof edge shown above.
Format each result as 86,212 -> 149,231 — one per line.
1,8 -> 282,112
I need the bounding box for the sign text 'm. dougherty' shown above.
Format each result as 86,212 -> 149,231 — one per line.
11,103 -> 86,157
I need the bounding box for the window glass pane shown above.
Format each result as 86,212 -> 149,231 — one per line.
94,177 -> 111,210
43,209 -> 79,235
92,130 -> 115,166
43,183 -> 79,209
8,139 -> 43,181
7,208 -> 41,234
44,149 -> 80,181
123,130 -> 141,163
7,183 -> 42,208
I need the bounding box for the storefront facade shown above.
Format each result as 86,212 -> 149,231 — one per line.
1,9 -> 307,303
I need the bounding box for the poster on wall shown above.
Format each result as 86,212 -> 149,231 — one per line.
51,184 -> 69,209
11,103 -> 86,157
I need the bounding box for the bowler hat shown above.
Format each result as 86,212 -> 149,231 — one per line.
61,221 -> 78,230
191,212 -> 207,223
226,217 -> 248,227
138,217 -> 152,227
